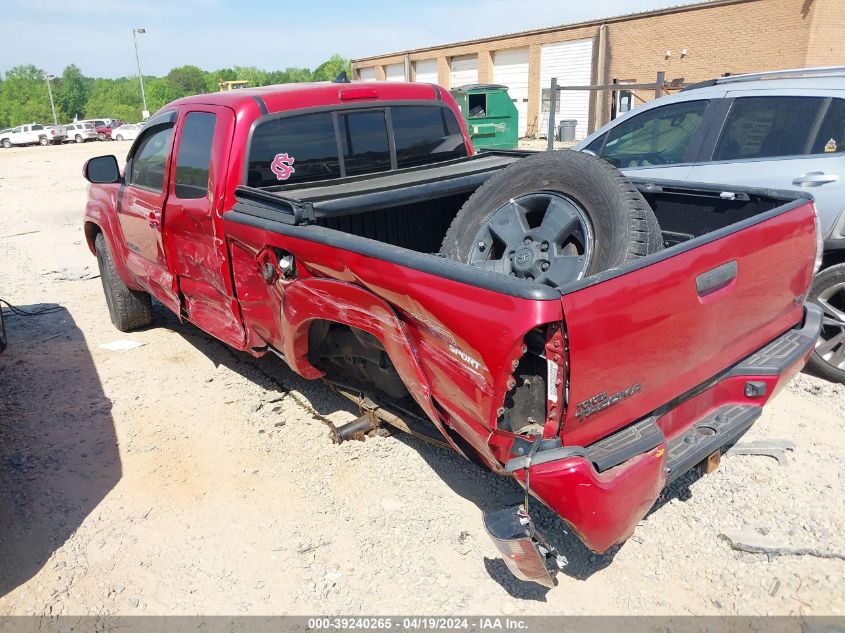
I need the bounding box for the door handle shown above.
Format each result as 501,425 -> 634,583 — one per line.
697,260 -> 737,297
792,172 -> 839,186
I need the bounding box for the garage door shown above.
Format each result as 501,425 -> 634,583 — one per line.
385,63 -> 405,82
414,59 -> 439,85
450,55 -> 478,89
493,47 -> 529,138
358,67 -> 376,81
540,38 -> 593,140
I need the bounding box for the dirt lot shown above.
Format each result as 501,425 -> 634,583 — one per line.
0,142 -> 843,616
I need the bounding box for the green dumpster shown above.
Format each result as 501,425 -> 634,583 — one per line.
450,84 -> 519,150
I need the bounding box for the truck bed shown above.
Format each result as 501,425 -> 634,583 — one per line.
231,152 -> 808,295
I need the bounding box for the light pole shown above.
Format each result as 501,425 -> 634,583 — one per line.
132,27 -> 149,119
45,74 -> 57,125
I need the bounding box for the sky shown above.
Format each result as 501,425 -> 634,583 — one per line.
1,0 -> 694,78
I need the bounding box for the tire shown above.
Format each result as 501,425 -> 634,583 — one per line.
439,150 -> 663,287
75,135 -> 83,143
94,232 -> 153,332
0,303 -> 6,354
806,263 -> 845,383
116,134 -> 124,141
2,139 -> 11,149
39,136 -> 49,146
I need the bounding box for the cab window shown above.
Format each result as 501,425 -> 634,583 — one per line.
713,96 -> 824,161
599,100 -> 709,168
128,124 -> 174,191
174,112 -> 216,199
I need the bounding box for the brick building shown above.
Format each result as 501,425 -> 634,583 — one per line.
350,0 -> 845,139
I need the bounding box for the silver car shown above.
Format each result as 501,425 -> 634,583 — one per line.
65,122 -> 98,143
576,66 -> 845,383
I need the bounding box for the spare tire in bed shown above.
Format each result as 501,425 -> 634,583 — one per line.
439,150 -> 663,287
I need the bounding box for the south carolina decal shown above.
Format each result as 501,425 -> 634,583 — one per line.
271,153 -> 296,180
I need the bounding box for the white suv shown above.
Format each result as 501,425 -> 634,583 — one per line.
64,122 -> 98,143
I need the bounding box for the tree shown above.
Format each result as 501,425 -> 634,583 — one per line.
0,54 -> 352,126
146,77 -> 183,112
54,64 -> 90,121
85,77 -> 143,122
0,65 -> 52,127
312,54 -> 350,82
166,65 -> 207,96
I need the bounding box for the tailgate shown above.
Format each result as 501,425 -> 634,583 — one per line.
560,198 -> 817,447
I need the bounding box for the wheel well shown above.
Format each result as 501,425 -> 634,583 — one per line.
84,222 -> 102,255
822,249 -> 845,270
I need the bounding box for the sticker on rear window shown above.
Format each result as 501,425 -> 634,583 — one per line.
271,153 -> 296,180
825,138 -> 838,153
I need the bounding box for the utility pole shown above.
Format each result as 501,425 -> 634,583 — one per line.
132,28 -> 149,119
45,74 -> 58,125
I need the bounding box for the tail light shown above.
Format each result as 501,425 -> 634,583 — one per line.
483,505 -> 565,588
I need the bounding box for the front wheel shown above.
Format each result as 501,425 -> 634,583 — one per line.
807,263 -> 845,383
75,135 -> 83,143
94,233 -> 153,332
2,139 -> 11,148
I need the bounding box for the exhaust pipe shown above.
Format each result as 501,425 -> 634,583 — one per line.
333,414 -> 377,443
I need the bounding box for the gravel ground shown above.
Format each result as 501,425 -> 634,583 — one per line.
0,142 -> 843,616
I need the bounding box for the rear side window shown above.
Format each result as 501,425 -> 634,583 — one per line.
810,98 -> 845,155
338,110 -> 391,176
246,105 -> 467,187
247,112 -> 340,187
129,124 -> 174,191
392,106 -> 467,168
713,96 -> 823,161
174,112 -> 216,199
600,100 -> 708,168
32,125 -> 44,131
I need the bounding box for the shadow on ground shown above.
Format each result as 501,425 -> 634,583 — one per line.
0,304 -> 120,598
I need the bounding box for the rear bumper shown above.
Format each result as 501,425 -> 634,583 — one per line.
513,303 -> 822,553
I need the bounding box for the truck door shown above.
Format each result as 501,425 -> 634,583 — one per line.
117,111 -> 180,313
163,106 -> 244,348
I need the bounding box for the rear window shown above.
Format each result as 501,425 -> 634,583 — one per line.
246,105 -> 467,188
392,106 -> 466,168
338,110 -> 391,177
247,112 -> 341,187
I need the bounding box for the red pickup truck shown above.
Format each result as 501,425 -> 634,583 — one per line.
82,80 -> 823,587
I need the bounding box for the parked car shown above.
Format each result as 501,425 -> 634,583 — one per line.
64,122 -> 98,143
81,81 -> 820,587
576,66 -> 845,383
95,120 -> 125,141
110,123 -> 140,141
0,123 -> 67,147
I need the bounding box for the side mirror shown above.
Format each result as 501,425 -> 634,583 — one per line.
83,155 -> 121,184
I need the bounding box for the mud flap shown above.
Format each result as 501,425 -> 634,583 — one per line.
483,505 -> 566,589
